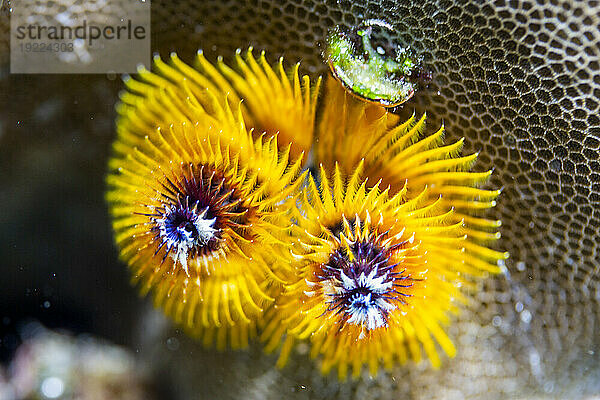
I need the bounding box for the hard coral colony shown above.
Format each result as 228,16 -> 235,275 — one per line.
106,30 -> 507,379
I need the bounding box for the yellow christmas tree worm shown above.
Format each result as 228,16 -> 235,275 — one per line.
261,163 -> 502,379
316,75 -> 507,266
118,49 -> 320,163
219,48 -> 321,159
107,46 -> 507,377
107,81 -> 304,348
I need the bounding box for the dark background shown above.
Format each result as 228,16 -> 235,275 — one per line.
0,74 -> 143,361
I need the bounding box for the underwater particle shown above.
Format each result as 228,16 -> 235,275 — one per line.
325,19 -> 426,107
261,163 -> 494,379
40,377 -> 64,399
107,59 -> 305,348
